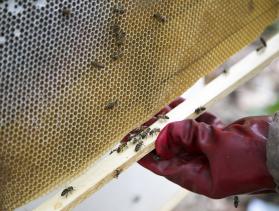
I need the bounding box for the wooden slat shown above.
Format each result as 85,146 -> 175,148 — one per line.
34,29 -> 279,211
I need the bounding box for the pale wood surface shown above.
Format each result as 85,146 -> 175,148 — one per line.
34,31 -> 279,211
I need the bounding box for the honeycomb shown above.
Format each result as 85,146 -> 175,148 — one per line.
0,0 -> 278,210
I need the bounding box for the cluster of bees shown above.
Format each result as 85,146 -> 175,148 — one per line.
60,107 -> 206,198
59,2 -> 268,203
89,3 -> 168,70
60,115 -> 168,198
110,126 -> 161,154
24,0 -> 268,202
89,4 -> 169,111
59,5 -> 169,200
110,114 -> 169,154
111,4 -> 126,62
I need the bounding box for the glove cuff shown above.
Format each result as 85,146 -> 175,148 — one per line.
267,111 -> 279,193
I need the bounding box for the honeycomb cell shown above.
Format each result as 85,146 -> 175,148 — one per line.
0,0 -> 278,210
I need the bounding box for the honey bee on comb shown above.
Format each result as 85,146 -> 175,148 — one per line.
104,99 -> 118,110
62,8 -> 72,17
113,4 -> 125,15
112,24 -> 126,46
111,51 -> 123,61
112,24 -> 121,33
153,13 -> 167,23
115,31 -> 126,46
92,61 -> 105,69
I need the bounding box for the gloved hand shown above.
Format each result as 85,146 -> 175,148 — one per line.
139,114 -> 276,198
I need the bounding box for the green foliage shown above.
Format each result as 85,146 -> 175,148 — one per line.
265,98 -> 279,114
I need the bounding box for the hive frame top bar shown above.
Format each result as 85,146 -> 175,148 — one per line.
33,23 -> 279,211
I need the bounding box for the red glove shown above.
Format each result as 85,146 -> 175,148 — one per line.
139,114 -> 276,198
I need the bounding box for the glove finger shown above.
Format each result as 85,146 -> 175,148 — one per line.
138,151 -> 165,175
195,112 -> 224,128
139,151 -> 213,196
155,120 -> 209,159
147,105 -> 172,126
168,97 -> 185,109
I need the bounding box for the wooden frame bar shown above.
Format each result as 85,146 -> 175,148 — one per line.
34,30 -> 279,211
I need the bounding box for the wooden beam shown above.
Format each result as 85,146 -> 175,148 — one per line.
34,30 -> 279,211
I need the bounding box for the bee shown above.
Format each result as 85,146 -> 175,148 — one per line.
149,128 -> 160,136
62,8 -> 71,17
194,106 -> 206,115
153,13 -> 167,23
233,196 -> 239,208
104,99 -> 118,110
111,51 -> 123,60
156,114 -> 169,120
128,133 -> 137,139
256,37 -> 267,52
61,186 -> 74,198
109,149 -> 117,155
117,142 -> 128,153
112,24 -> 120,33
133,126 -> 148,133
113,168 -> 122,179
139,128 -> 151,139
135,140 -> 143,152
115,30 -> 126,46
131,136 -> 141,144
92,61 -> 105,69
112,24 -> 126,46
113,4 -> 125,15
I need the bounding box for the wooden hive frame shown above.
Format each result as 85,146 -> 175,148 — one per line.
34,23 -> 279,211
